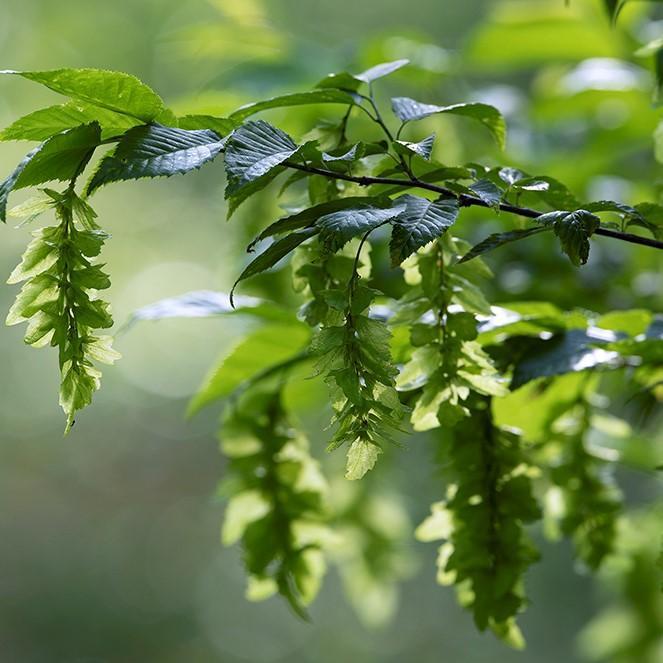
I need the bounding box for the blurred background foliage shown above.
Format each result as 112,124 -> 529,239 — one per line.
0,0 -> 661,661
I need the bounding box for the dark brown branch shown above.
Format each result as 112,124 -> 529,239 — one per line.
283,161 -> 663,251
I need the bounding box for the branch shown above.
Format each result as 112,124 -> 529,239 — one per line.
283,161 -> 663,251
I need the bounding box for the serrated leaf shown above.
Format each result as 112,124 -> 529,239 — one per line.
231,228 -> 318,304
225,120 -> 299,195
230,90 -> 356,122
395,133 -> 436,160
390,98 -> 506,149
0,102 -> 140,142
1,68 -> 167,122
469,179 -> 503,208
0,124 -> 101,222
344,438 -> 381,480
87,124 -> 225,193
390,195 -> 458,266
356,59 -> 409,83
537,209 -> 600,266
248,196 -> 392,249
459,227 -> 551,263
317,205 -> 402,252
188,322 -> 310,415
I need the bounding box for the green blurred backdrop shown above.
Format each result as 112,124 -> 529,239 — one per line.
0,0 -> 661,661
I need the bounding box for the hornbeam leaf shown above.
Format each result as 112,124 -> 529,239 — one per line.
87,124 -> 225,193
225,120 -> 300,195
459,227 -> 551,263
1,68 -> 168,122
229,90 -> 356,122
231,227 -> 318,305
511,328 -> 620,389
390,195 -> 458,266
187,321 -> 310,415
537,209 -> 600,266
317,205 -> 403,252
315,72 -> 363,92
469,178 -> 503,208
177,114 -> 237,136
0,102 -> 139,142
248,196 -> 393,250
356,59 -> 409,83
0,123 -> 101,222
391,98 -> 506,149
395,133 -> 436,160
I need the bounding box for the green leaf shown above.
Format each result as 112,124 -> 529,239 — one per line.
355,59 -> 409,83
345,438 -> 381,480
177,114 -> 237,136
315,72 -> 363,92
188,322 -> 310,415
87,124 -> 225,193
1,68 -> 168,122
391,98 -> 506,149
0,102 -> 140,142
322,144 -> 362,163
317,205 -> 403,252
248,196 -> 392,249
0,123 -> 101,222
538,209 -> 600,266
229,90 -> 356,122
390,195 -> 458,266
231,228 -> 318,304
459,227 -> 551,263
225,120 -> 299,195
469,179 -> 503,208
394,134 -> 436,160
511,329 -> 620,389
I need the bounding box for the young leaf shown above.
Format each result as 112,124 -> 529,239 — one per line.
0,123 -> 101,222
229,90 -> 356,122
390,195 -> 459,266
391,98 -> 506,149
225,120 -> 300,195
87,124 -> 226,193
459,227 -> 551,263
1,68 -> 168,122
0,103 -> 139,142
231,228 -> 318,304
317,205 -> 403,252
